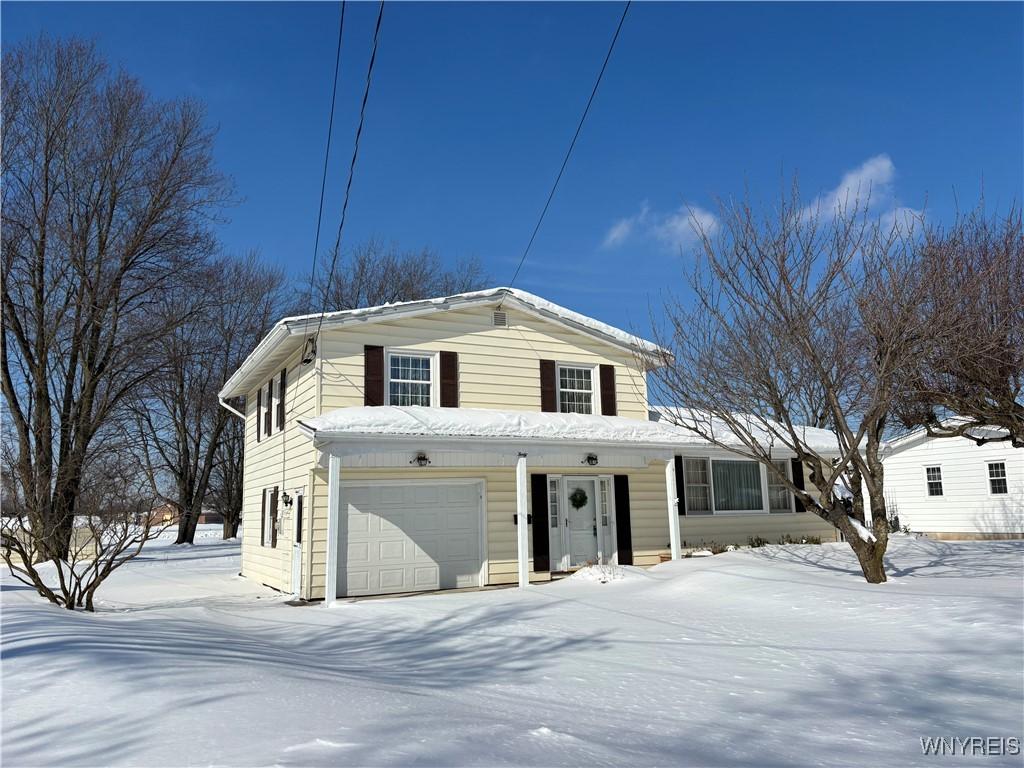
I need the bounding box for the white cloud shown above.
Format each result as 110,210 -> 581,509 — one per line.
601,202 -> 649,249
653,205 -> 719,251
802,153 -> 909,221
602,201 -> 718,253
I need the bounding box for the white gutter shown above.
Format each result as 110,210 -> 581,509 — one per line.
218,396 -> 246,421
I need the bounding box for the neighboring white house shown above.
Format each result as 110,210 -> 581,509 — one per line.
882,428 -> 1023,539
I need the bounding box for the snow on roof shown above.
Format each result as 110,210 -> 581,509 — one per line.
298,406 -> 704,449
219,287 -> 664,400
649,406 -> 842,454
883,419 -> 1010,453
299,405 -> 842,455
279,287 -> 662,354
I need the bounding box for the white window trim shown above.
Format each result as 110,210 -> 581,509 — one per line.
682,456 -> 714,515
385,348 -> 439,408
682,455 -> 801,515
986,460 -> 1009,497
768,460 -> 795,514
555,361 -> 600,415
923,464 -> 945,499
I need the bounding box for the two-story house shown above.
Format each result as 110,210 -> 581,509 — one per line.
218,287 -> 837,600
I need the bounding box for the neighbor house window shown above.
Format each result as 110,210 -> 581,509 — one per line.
988,462 -> 1008,495
768,461 -> 792,513
557,365 -> 594,414
683,458 -> 712,514
925,466 -> 943,496
388,353 -> 432,406
712,460 -> 764,512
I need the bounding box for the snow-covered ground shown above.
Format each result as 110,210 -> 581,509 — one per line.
2,531 -> 1022,767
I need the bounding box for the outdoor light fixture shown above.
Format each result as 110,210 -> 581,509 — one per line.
411,452 -> 431,467
583,453 -> 599,466
281,491 -> 293,508
300,337 -> 316,365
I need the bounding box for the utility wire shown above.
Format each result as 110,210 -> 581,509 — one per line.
304,1 -> 348,323
499,0 -> 631,307
309,0 -> 386,348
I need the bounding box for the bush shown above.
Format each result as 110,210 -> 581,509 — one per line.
748,536 -> 770,548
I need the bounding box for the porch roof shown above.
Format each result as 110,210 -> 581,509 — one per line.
297,406 -> 701,454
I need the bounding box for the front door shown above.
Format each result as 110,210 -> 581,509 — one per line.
565,477 -> 598,567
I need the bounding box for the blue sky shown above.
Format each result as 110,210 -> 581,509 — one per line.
4,2 -> 1022,337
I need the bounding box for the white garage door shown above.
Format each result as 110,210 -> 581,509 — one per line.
342,481 -> 483,597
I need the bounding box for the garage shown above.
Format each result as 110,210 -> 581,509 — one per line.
340,480 -> 484,597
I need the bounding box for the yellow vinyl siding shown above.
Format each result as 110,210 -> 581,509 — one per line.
304,461 -> 672,598
241,348 -> 318,592
317,305 -> 649,418
679,513 -> 838,548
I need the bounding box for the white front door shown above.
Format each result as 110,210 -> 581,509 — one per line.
565,477 -> 599,567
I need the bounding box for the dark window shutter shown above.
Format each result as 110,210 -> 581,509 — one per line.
256,389 -> 262,443
674,456 -> 686,515
264,380 -> 273,436
440,351 -> 459,408
614,475 -> 633,565
270,487 -> 279,548
260,489 -> 267,546
364,345 -> 385,406
791,458 -> 806,512
530,474 -> 550,571
539,359 -> 557,412
277,369 -> 286,431
599,364 -> 617,416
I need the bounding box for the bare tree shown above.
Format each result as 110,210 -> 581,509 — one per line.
306,239 -> 489,314
2,434 -> 170,611
207,413 -> 244,539
1,37 -> 229,564
650,189 -> 930,583
896,206 -> 1024,447
134,254 -> 286,545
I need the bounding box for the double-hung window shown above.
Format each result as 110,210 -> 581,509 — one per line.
712,460 -> 764,512
683,458 -> 712,514
557,365 -> 594,414
768,461 -> 793,513
988,462 -> 1008,495
925,466 -> 943,497
388,353 -> 433,407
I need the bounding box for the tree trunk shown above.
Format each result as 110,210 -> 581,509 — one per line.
222,518 -> 239,539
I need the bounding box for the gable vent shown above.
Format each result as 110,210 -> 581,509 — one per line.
492,310 -> 508,327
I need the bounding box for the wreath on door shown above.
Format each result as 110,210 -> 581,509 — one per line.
569,487 -> 589,510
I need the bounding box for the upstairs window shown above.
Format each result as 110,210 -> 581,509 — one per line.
925,466 -> 943,496
988,462 -> 1008,495
388,353 -> 433,407
557,365 -> 594,414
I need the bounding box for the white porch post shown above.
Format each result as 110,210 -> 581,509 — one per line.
515,452 -> 530,588
325,452 -> 342,603
665,458 -> 681,560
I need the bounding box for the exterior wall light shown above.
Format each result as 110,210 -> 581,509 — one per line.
411,452 -> 431,467
281,491 -> 293,508
583,453 -> 599,466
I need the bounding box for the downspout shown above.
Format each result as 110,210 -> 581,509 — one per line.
219,396 -> 246,420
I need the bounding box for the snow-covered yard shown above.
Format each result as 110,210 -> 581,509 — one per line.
2,531 -> 1022,767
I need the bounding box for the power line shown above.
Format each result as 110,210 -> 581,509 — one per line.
499,1 -> 632,307
303,1 -> 348,322
309,0 -> 386,349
